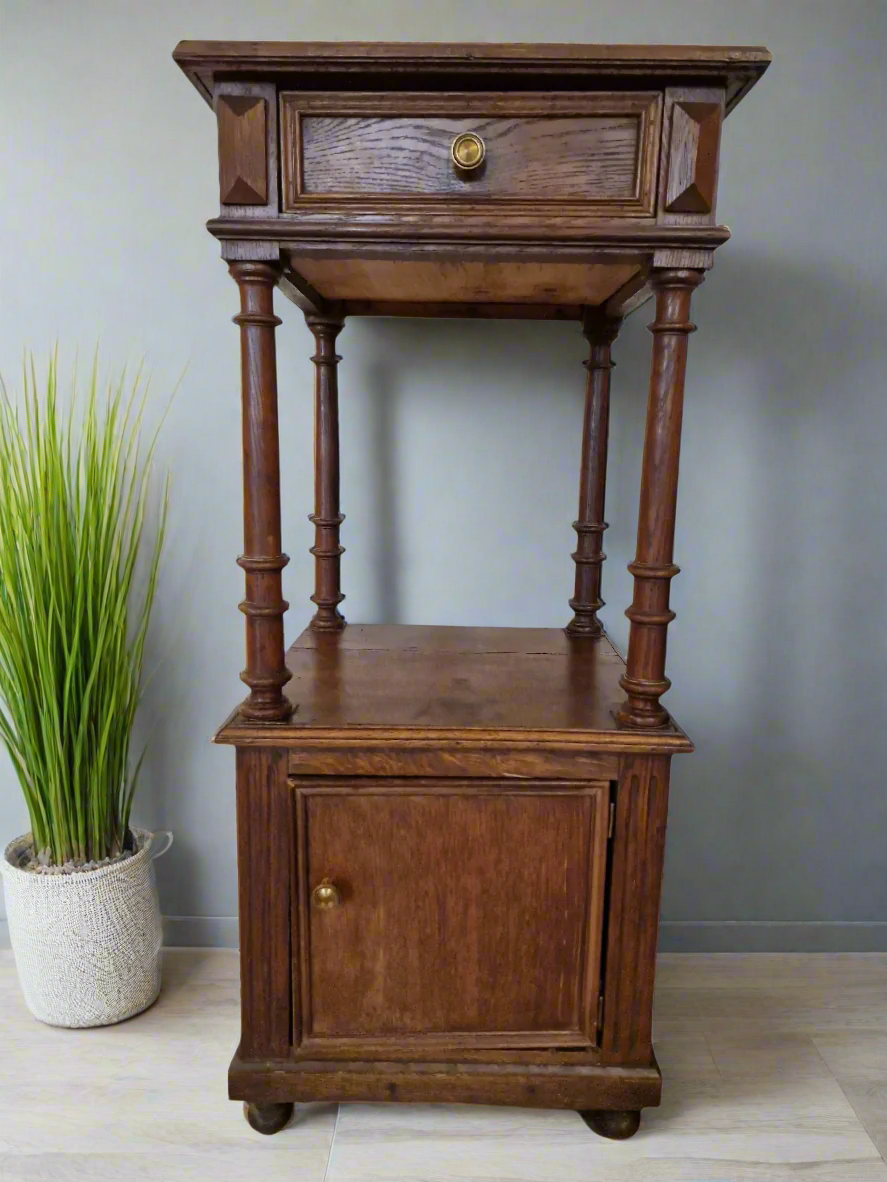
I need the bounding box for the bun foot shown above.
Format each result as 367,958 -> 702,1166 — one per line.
580,1108 -> 641,1140
243,1101 -> 294,1134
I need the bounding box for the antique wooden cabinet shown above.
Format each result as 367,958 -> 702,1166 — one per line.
174,40 -> 769,1140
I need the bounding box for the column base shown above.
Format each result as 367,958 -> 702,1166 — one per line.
617,673 -> 671,729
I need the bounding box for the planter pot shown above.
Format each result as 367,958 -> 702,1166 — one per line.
1,827 -> 173,1027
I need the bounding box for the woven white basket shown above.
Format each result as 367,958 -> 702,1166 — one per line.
1,827 -> 172,1027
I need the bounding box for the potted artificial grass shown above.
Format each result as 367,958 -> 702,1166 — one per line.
0,353 -> 171,1026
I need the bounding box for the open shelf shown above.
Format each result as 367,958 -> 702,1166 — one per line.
216,623 -> 692,755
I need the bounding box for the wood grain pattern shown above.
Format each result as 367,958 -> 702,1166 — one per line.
298,112 -> 643,200
215,623 -> 693,755
213,83 -> 279,224
656,86 -> 725,229
297,109 -> 646,202
217,94 -> 267,204
229,1053 -> 662,1111
230,1053 -> 661,1111
651,246 -> 714,269
288,746 -> 619,780
229,261 -> 293,721
299,786 -> 607,1045
290,258 -> 641,306
600,755 -> 670,1066
305,312 -> 347,631
664,100 -> 722,214
618,268 -> 704,729
217,217 -> 732,251
235,747 -> 294,1057
339,299 -> 585,321
278,264 -> 332,316
567,310 -> 621,636
605,268 -> 653,318
174,40 -> 771,115
284,623 -> 628,736
281,92 -> 661,232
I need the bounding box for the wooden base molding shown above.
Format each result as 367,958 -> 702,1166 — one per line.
229,1054 -> 662,1112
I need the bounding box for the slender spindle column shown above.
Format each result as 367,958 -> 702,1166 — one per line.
230,261 -> 293,721
566,310 -> 622,637
306,312 -> 346,632
618,268 -> 704,728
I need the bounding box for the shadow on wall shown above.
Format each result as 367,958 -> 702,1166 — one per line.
345,249 -> 887,932
364,360 -> 403,624
344,312 -> 588,630
604,247 -> 887,928
132,245 -> 887,941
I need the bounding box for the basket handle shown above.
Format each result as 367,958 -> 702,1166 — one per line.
148,830 -> 174,860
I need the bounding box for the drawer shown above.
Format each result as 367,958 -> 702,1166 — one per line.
294,780 -> 610,1052
281,92 -> 661,217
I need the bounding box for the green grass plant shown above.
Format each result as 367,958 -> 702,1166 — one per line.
0,352 -> 167,866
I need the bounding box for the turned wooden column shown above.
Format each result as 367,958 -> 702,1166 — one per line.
230,261 -> 293,721
306,312 -> 346,631
566,310 -> 622,637
618,268 -> 704,728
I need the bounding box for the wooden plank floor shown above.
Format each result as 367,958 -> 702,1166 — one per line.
1,950 -> 885,1180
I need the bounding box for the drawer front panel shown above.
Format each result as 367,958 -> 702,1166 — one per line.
281,93 -> 661,217
297,781 -> 609,1051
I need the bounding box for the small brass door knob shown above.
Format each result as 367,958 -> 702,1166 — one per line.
312,878 -> 342,909
451,132 -> 485,172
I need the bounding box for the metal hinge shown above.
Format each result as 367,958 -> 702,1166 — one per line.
608,801 -> 616,839
596,994 -> 604,1035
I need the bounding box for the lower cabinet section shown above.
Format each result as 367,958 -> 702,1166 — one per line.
231,750 -> 673,1127
293,780 -> 611,1052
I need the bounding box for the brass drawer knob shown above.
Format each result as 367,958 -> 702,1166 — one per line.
312,878 -> 342,909
451,132 -> 485,172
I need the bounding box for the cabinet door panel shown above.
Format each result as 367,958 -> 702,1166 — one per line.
298,784 -> 608,1049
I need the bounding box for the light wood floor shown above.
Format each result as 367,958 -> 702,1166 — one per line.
1,951 -> 885,1181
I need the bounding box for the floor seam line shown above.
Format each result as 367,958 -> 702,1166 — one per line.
808,1033 -> 836,1077
701,1029 -> 725,1080
321,1102 -> 342,1182
831,1074 -> 886,1164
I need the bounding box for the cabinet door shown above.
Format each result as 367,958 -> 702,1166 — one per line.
296,783 -> 609,1051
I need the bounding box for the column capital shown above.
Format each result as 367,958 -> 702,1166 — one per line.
649,266 -> 706,291
581,307 -> 623,348
304,309 -> 345,332
228,258 -> 282,285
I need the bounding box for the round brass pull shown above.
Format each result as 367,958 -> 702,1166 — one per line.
312,878 -> 342,910
451,131 -> 485,172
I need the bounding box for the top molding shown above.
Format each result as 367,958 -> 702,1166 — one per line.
173,41 -> 771,114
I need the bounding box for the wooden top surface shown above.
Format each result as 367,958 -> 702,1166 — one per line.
216,623 -> 692,751
174,41 -> 770,113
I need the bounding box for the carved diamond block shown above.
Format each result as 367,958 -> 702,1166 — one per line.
217,94 -> 267,205
664,101 -> 721,214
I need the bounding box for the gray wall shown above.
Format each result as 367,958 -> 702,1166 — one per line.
1,0 -> 885,950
